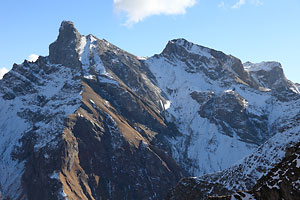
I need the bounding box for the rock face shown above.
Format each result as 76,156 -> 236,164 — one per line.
197,90 -> 269,144
244,61 -> 291,90
49,21 -> 82,69
0,21 -> 300,200
244,61 -> 298,102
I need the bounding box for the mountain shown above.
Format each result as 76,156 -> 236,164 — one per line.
0,21 -> 299,200
146,39 -> 299,177
0,21 -> 185,200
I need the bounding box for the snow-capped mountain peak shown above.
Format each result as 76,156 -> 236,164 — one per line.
164,38 -> 212,59
1,21 -> 299,200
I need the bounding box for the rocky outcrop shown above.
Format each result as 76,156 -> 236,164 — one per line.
197,90 -> 269,145
244,62 -> 288,90
244,61 -> 299,101
49,21 -> 82,69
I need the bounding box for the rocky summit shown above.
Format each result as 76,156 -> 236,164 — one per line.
0,21 -> 299,200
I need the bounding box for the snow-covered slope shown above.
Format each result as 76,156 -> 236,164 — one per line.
166,112 -> 300,199
145,39 -> 299,176
146,51 -> 256,175
199,110 -> 300,189
0,59 -> 81,199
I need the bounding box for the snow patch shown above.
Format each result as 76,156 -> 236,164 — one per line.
137,56 -> 148,60
244,61 -> 282,72
77,35 -> 116,84
164,100 -> 171,110
296,159 -> 300,168
50,172 -> 59,180
174,39 -> 211,58
290,86 -> 300,94
84,75 -> 95,80
59,189 -> 68,200
231,192 -> 255,200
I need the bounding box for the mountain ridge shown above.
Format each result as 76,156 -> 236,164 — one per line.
0,21 -> 299,200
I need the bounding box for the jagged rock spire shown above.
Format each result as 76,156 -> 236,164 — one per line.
58,21 -> 80,39
49,21 -> 82,69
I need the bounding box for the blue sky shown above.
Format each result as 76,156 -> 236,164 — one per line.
0,0 -> 299,83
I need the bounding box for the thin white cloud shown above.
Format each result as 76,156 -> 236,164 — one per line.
27,54 -> 39,62
114,0 -> 196,25
231,0 -> 263,9
218,1 -> 225,8
232,0 -> 246,9
0,68 -> 9,79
